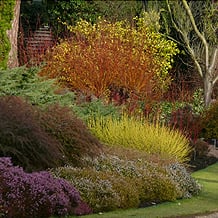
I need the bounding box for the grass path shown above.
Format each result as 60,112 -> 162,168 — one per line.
73,162 -> 218,218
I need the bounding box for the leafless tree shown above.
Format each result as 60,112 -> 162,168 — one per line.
166,0 -> 218,106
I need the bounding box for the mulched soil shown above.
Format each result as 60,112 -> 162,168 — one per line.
188,156 -> 218,172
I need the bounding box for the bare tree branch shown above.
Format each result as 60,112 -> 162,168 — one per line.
167,0 -> 204,77
214,75 -> 218,85
164,0 -> 217,106
182,0 -> 209,70
210,48 -> 218,72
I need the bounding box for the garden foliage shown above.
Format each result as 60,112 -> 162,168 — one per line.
0,67 -> 121,121
88,114 -> 191,163
47,0 -> 101,37
153,88 -> 204,124
40,16 -> 179,106
0,0 -> 15,69
169,105 -> 202,141
53,166 -> 140,212
39,103 -> 103,167
0,96 -> 64,171
0,66 -> 75,107
189,139 -> 210,161
200,100 -> 218,139
0,157 -> 92,218
72,98 -> 121,122
0,95 -> 102,171
166,162 -> 201,198
51,154 -> 201,212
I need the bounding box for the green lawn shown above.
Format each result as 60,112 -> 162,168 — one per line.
70,162 -> 218,218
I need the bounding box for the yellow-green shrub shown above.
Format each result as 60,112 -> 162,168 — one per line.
51,166 -> 140,212
139,173 -> 180,204
88,115 -> 191,163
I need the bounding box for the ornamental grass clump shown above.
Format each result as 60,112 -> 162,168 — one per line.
88,115 -> 191,163
0,157 -> 92,218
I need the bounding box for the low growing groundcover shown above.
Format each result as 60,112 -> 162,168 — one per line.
64,162 -> 218,218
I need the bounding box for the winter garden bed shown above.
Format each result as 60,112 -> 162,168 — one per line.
0,65 -> 217,217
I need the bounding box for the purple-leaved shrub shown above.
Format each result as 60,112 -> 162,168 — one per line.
0,157 -> 92,218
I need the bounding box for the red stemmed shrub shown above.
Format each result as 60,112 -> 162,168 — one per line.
168,105 -> 202,141
40,31 -> 156,101
39,18 -> 179,112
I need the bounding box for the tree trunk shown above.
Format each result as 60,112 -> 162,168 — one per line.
7,0 -> 21,68
204,73 -> 213,107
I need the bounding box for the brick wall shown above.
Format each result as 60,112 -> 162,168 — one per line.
26,26 -> 54,65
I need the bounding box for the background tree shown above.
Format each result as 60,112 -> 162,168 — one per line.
94,0 -> 142,23
0,0 -> 20,69
7,0 -> 21,68
20,0 -> 49,35
163,0 -> 218,106
47,0 -> 142,39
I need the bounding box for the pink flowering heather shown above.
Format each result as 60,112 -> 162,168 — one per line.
0,157 -> 92,218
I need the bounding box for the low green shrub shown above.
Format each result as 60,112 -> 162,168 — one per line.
0,66 -> 75,107
51,153 -> 201,213
83,154 -> 181,202
0,66 -> 121,121
73,98 -> 121,122
88,115 -> 191,163
139,173 -> 180,205
51,166 -> 140,212
84,153 -> 201,200
166,163 -> 201,198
